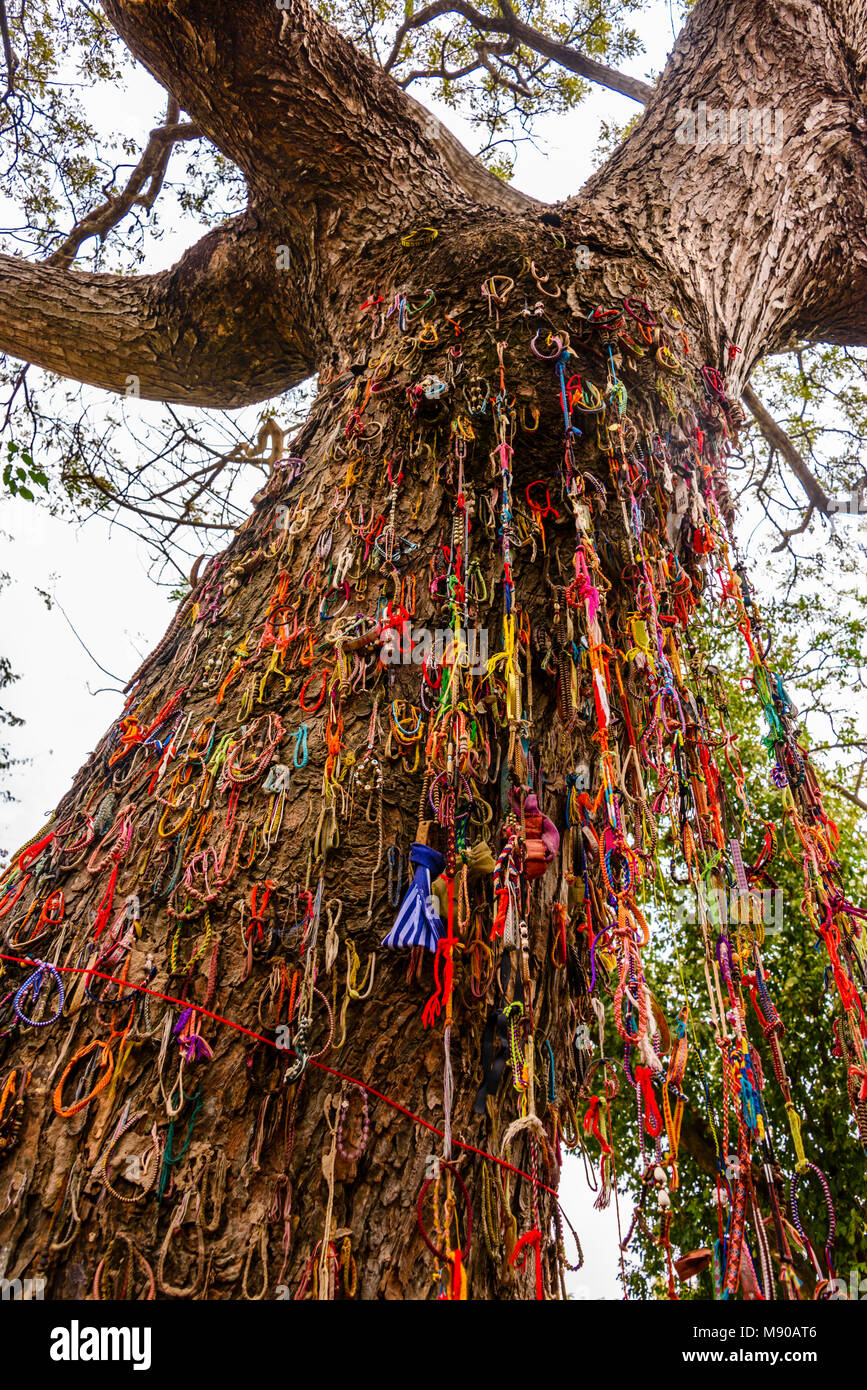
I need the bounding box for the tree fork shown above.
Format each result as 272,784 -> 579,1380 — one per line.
0,0 -> 866,1304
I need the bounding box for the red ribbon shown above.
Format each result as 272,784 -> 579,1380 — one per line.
510,1228 -> 543,1300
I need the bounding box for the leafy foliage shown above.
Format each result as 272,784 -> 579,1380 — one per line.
320,0 -> 644,168
607,604 -> 867,1300
0,1 -> 243,263
3,439 -> 48,501
733,348 -> 867,784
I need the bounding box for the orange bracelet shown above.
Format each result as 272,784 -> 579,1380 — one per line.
53,1038 -> 114,1118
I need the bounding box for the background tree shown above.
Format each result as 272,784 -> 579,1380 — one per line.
610,609 -> 867,1299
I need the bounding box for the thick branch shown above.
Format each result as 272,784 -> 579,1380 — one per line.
827,781 -> 867,814
0,214 -> 316,407
383,0 -> 654,105
98,0 -> 536,241
741,382 -> 833,514
0,0 -> 15,98
17,0 -> 866,413
568,0 -> 867,368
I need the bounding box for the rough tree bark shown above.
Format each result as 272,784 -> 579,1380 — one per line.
0,0 -> 865,1301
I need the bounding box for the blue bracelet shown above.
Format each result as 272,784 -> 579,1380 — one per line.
293,725 -> 308,768
13,961 -> 64,1027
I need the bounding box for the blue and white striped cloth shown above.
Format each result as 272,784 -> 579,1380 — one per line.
381,842 -> 445,952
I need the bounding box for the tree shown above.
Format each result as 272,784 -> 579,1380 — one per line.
0,0 -> 865,1301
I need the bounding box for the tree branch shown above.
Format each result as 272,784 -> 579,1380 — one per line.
769,502 -> 816,553
46,99 -> 202,269
570,0 -> 867,370
0,0 -> 16,99
0,212 -> 316,407
382,0 -> 654,105
79,465 -> 238,529
98,0 -> 536,232
11,0 -> 863,417
825,782 -> 867,814
741,382 -> 833,514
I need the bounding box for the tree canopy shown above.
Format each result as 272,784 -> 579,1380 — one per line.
0,0 -> 866,1304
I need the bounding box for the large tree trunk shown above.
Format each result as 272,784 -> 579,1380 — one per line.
0,0 -> 866,1302
1,216 -> 628,1300
0,217 -> 680,1300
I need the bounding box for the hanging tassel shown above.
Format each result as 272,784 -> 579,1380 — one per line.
510,1227 -> 544,1299
449,1247 -> 468,1300
174,1008 -> 213,1063
492,831 -> 520,939
422,878 -> 455,1028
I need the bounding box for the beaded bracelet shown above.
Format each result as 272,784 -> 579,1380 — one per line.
790,1161 -> 837,1277
13,960 -> 65,1027
336,1085 -> 370,1162
100,1111 -> 161,1205
93,1234 -> 156,1301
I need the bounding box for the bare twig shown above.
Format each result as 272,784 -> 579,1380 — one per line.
50,594 -> 124,683
742,382 -> 833,515
78,464 -> 239,530
383,0 -> 653,105
45,98 -> 201,269
770,501 -> 816,552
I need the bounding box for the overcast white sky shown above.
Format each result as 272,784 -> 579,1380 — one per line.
0,1 -> 683,1298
